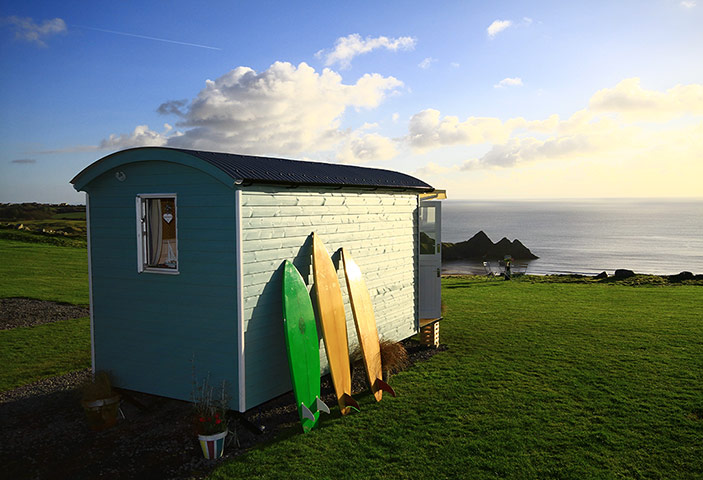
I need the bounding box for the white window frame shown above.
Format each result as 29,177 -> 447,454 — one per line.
136,193 -> 179,275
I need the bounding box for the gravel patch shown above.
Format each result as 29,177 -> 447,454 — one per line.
0,298 -> 89,330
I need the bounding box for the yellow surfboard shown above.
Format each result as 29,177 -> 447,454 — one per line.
311,233 -> 359,415
341,248 -> 396,402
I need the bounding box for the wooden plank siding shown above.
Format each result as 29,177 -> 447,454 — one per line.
83,160 -> 240,408
240,186 -> 419,409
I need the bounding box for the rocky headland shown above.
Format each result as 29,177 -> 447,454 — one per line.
442,230 -> 538,262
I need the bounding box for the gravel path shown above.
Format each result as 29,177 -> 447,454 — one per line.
0,298 -> 446,479
0,298 -> 89,330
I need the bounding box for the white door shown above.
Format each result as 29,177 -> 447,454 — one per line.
419,201 -> 442,319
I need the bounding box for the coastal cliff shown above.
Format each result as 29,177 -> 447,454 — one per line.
442,230 -> 539,261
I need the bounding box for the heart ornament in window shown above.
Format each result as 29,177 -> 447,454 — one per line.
162,213 -> 173,224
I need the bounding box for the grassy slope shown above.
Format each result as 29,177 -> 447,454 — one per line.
212,278 -> 703,480
0,239 -> 89,305
0,317 -> 91,391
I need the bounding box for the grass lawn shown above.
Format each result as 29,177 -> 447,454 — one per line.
0,317 -> 91,391
212,277 -> 703,479
0,239 -> 89,305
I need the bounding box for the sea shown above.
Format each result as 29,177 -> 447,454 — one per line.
440,198 -> 703,276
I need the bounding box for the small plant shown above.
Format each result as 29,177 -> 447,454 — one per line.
192,375 -> 230,436
379,340 -> 409,379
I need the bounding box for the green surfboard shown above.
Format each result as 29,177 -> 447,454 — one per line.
282,260 -> 329,432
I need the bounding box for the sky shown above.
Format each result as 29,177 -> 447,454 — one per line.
1,0 -> 702,203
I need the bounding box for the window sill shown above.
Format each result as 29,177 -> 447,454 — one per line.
140,268 -> 180,275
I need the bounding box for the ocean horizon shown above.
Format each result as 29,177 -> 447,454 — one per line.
440,198 -> 703,276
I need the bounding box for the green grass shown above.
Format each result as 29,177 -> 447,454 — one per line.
0,239 -> 89,304
0,317 -> 91,391
212,277 -> 703,480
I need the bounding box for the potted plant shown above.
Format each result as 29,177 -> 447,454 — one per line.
81,371 -> 120,431
193,376 -> 230,460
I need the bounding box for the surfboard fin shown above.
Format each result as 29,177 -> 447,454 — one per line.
340,393 -> 360,412
301,403 -> 315,421
374,378 -> 397,397
316,397 -> 330,415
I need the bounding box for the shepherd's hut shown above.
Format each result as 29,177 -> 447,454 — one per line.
71,147 -> 442,411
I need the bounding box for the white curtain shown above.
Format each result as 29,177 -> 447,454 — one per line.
147,199 -> 163,265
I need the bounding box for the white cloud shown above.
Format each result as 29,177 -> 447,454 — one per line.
316,34 -> 416,69
589,77 -> 703,121
336,132 -> 398,164
407,78 -> 703,178
451,62 -> 460,68
418,57 -> 436,69
392,113 -> 400,122
99,124 -> 171,149
103,62 -> 403,164
494,77 -> 523,88
407,109 -> 524,151
681,1 -> 696,8
487,20 -> 512,38
2,16 -> 66,47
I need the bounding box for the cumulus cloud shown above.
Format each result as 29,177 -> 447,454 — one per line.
487,20 -> 512,38
494,77 -> 523,88
589,77 -> 703,121
418,57 -> 436,69
99,124 -> 172,149
336,132 -> 397,164
103,62 -> 403,163
316,34 -> 416,69
156,99 -> 188,116
2,16 -> 66,46
407,109 -> 527,151
463,131 -> 616,170
407,78 -> 703,175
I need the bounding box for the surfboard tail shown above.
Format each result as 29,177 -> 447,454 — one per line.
340,393 -> 360,412
316,396 -> 331,415
374,378 -> 397,397
301,403 -> 315,421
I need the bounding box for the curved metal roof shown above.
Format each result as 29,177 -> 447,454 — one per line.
71,147 -> 434,192
175,148 -> 433,190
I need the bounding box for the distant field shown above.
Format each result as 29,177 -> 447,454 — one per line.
0,239 -> 88,305
0,203 -> 87,247
212,277 -> 703,479
52,211 -> 86,220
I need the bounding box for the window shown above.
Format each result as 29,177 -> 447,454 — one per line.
136,195 -> 178,273
419,205 -> 437,255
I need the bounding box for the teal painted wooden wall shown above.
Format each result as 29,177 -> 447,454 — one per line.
84,160 -> 239,407
240,187 -> 419,409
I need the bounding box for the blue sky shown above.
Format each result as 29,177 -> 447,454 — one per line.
1,0 -> 702,203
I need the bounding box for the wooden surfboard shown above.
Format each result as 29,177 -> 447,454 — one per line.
341,248 -> 396,402
282,260 -> 329,432
311,233 -> 359,415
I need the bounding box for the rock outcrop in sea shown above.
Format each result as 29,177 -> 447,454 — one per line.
442,230 -> 539,261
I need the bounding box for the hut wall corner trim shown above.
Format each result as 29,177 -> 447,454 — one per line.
235,188 -> 246,412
